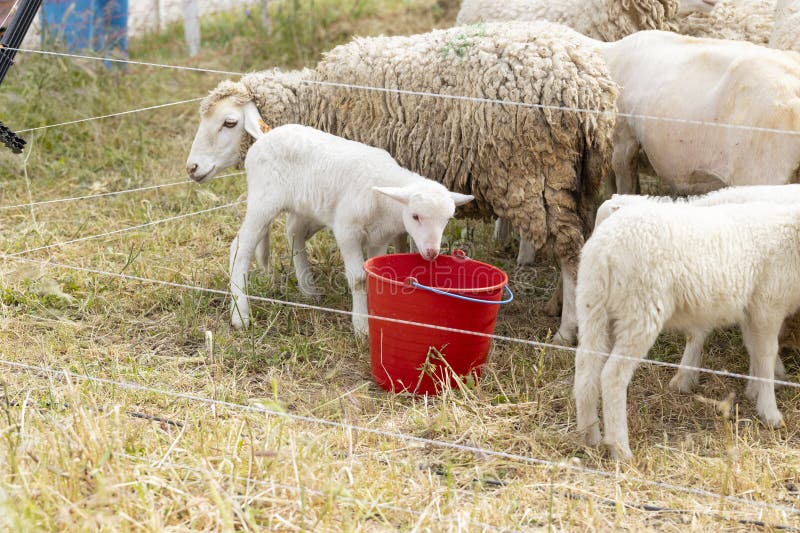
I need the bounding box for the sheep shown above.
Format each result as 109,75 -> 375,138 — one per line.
770,0 -> 800,52
595,185 -> 800,390
455,0 -> 717,41
597,30 -> 800,196
574,201 -> 800,459
218,121 -> 473,333
186,21 -> 620,345
679,0 -> 776,45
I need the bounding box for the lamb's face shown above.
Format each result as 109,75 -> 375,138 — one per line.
374,186 -> 474,261
186,98 -> 249,183
677,0 -> 717,15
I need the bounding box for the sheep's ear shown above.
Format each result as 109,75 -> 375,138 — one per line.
450,192 -> 474,206
243,102 -> 266,139
373,186 -> 411,205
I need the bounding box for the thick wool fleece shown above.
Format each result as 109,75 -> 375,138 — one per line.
678,0 -> 776,44
456,0 -> 680,41
770,0 -> 800,52
201,21 -> 618,268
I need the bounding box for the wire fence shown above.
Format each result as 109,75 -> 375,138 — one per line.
2,23 -> 800,529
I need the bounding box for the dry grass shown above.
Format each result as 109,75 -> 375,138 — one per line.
1,1 -> 800,530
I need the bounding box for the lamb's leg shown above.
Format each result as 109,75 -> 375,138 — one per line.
742,317 -> 784,427
668,330 -> 708,393
601,326 -> 660,460
367,243 -> 388,258
230,205 -> 278,330
612,122 -> 641,195
393,234 -> 410,253
574,338 -> 610,448
552,259 -> 578,346
335,231 -> 369,336
255,235 -> 270,271
494,218 -> 512,243
286,214 -> 323,298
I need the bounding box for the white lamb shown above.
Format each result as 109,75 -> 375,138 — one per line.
209,115 -> 472,334
574,201 -> 800,459
595,185 -> 800,389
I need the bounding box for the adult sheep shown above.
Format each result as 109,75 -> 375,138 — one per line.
455,0 -> 717,40
679,0 -> 776,45
186,21 -> 619,345
601,30 -> 800,195
770,0 -> 800,52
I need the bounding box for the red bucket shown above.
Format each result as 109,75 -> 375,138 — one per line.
363,251 -> 511,395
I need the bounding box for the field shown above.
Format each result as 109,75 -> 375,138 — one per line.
1,1 -> 799,530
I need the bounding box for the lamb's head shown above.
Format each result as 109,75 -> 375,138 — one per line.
677,0 -> 717,15
373,185 -> 474,261
186,81 -> 264,183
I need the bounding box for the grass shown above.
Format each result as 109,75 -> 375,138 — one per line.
1,0 -> 800,530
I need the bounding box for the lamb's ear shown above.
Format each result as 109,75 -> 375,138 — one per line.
243,102 -> 266,140
450,192 -> 474,206
372,186 -> 411,205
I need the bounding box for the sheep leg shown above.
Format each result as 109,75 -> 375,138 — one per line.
544,275 -> 563,317
601,327 -> 660,460
494,218 -> 512,243
367,243 -> 388,258
230,205 -> 278,330
742,317 -> 784,427
612,122 -> 641,195
335,231 -> 369,336
574,343 -> 609,448
255,236 -> 270,271
286,214 -> 323,298
552,259 -> 578,346
517,238 -> 536,266
668,330 -> 708,393
393,234 -> 410,253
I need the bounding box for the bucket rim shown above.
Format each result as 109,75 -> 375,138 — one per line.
363,252 -> 509,294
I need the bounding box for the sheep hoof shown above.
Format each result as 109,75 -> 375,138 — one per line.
552,330 -> 576,347
605,441 -> 634,461
668,373 -> 697,394
760,410 -> 785,429
231,315 -> 250,330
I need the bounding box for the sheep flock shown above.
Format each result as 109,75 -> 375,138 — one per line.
187,0 -> 800,460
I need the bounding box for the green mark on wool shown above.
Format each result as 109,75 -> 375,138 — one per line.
441,23 -> 486,59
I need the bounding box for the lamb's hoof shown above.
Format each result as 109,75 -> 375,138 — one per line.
231,315 -> 249,330
760,410 -> 785,429
605,440 -> 634,461
668,372 -> 697,394
552,330 -> 576,347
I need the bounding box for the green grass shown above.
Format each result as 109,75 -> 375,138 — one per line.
0,1 -> 799,531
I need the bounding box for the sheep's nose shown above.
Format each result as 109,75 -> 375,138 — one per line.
423,249 -> 439,261
187,163 -> 198,177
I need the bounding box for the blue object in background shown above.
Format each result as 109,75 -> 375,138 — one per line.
41,0 -> 128,61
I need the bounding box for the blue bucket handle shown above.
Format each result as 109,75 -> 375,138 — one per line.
406,277 -> 514,305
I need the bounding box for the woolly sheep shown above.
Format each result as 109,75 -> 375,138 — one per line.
574,202 -> 800,459
770,0 -> 800,52
187,21 -> 619,345
216,121 -> 473,333
455,0 -> 717,41
679,0 -> 776,44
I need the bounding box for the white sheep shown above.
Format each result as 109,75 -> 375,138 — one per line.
456,0 -> 717,40
193,114 -> 473,333
598,30 -> 800,196
574,201 -> 800,459
679,0 -> 777,44
770,0 -> 800,52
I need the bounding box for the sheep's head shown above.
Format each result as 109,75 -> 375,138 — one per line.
373,186 -> 474,261
677,0 -> 717,15
186,82 -> 263,183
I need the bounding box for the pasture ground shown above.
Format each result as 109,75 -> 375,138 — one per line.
1,1 -> 799,530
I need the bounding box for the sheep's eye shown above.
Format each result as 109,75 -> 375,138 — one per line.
412,214 -> 420,222
223,119 -> 238,128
